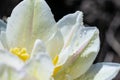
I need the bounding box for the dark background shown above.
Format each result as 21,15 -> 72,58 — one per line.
0,0 -> 120,79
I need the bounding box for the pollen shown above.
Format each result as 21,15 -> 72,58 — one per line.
10,47 -> 30,62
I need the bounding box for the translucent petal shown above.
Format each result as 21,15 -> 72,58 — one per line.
0,63 -> 26,80
6,0 -> 34,50
75,63 -> 120,80
0,50 -> 24,71
54,27 -> 100,80
0,31 -> 9,49
26,53 -> 54,80
6,0 -> 56,52
0,41 -> 4,50
56,11 -> 83,48
46,30 -> 64,59
0,19 -> 6,33
31,39 -> 46,58
26,39 -> 54,80
32,0 -> 56,42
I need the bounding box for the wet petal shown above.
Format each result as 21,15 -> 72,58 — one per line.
57,11 -> 83,48
54,27 -> 100,79
75,63 -> 120,80
64,27 -> 100,79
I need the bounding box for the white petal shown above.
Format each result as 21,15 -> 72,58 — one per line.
0,41 -> 4,50
0,63 -> 26,80
31,39 -> 46,58
0,63 -> 8,80
6,0 -> 34,50
58,27 -> 99,65
0,31 -> 9,49
57,11 -> 83,48
26,39 -> 54,80
70,27 -> 100,56
76,62 -> 120,80
32,0 -> 56,42
26,53 -> 54,80
54,27 -> 100,80
0,62 -> 36,80
6,0 -> 56,52
0,19 -> 6,32
0,50 -> 24,71
64,27 -> 100,79
46,30 -> 64,59
57,46 -> 71,66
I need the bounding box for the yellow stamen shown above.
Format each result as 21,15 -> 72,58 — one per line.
52,55 -> 62,76
52,55 -> 59,65
19,53 -> 30,61
10,47 -> 30,62
52,65 -> 62,76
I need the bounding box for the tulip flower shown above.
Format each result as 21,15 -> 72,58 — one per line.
0,0 -> 120,80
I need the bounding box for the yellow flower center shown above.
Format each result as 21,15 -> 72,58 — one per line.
52,55 -> 62,76
10,48 -> 61,75
10,47 -> 30,62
